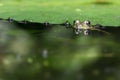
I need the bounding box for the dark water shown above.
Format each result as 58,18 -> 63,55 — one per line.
0,20 -> 120,80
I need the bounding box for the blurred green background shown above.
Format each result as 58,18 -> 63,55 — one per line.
0,0 -> 120,80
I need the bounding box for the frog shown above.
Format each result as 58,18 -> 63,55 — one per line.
73,20 -> 110,35
73,20 -> 90,35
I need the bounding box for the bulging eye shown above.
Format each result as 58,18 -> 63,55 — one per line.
76,20 -> 80,24
84,20 -> 91,25
74,20 -> 80,24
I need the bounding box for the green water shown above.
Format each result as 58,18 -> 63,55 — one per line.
0,21 -> 120,80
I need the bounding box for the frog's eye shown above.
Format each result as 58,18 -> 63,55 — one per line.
74,20 -> 80,24
84,20 -> 90,25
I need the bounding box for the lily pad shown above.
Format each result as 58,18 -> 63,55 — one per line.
0,0 -> 120,26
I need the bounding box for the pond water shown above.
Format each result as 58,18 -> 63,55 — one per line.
0,20 -> 120,80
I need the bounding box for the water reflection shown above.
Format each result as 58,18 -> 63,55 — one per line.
0,20 -> 120,80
